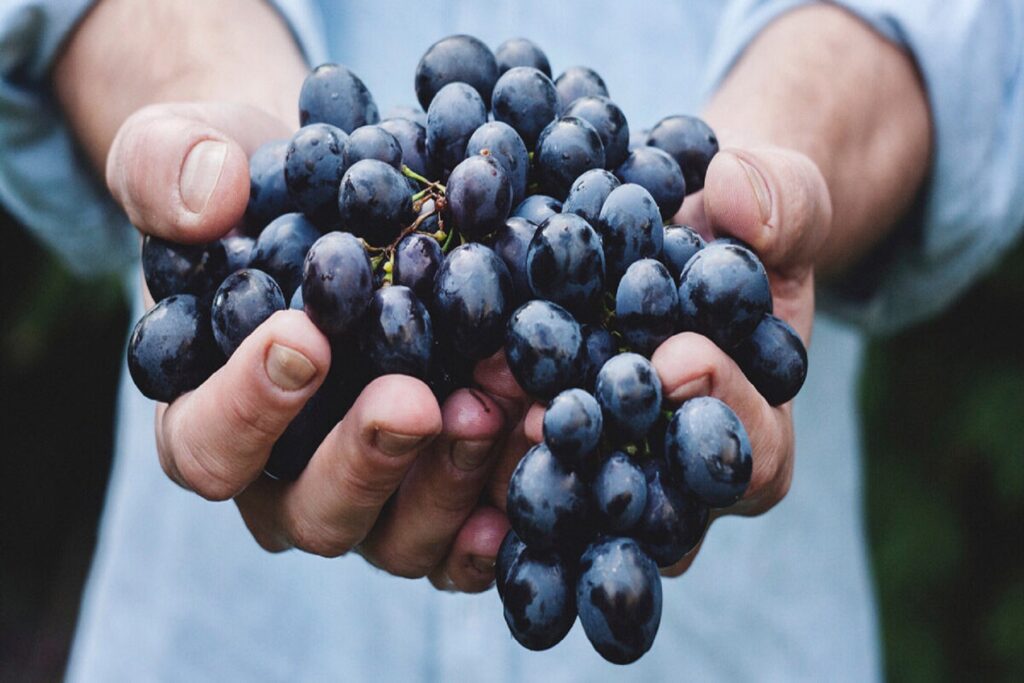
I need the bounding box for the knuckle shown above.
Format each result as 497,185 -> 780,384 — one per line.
287,514 -> 356,558
368,545 -> 435,579
223,390 -> 285,449
173,432 -> 247,501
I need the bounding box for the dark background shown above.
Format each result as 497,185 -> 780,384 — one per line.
1,206 -> 1021,682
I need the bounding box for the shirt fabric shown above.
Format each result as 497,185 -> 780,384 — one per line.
0,0 -> 1022,681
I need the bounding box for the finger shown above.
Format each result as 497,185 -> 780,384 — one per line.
473,349 -> 530,422
107,102 -> 290,243
486,414 -> 534,512
660,536 -> 706,578
244,375 -> 443,557
652,332 -> 794,516
157,310 -> 330,501
429,506 -> 510,593
358,388 -> 505,577
523,402 -> 545,444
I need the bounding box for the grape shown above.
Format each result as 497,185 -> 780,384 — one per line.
444,154 -> 512,240
596,183 -> 663,286
491,66 -> 558,149
506,443 -> 589,550
342,125 -> 403,169
554,66 -> 609,112
646,115 -> 719,193
383,105 -> 426,127
245,139 -> 294,234
210,269 -> 286,357
432,243 -> 514,360
562,168 -> 620,226
615,258 -> 680,356
496,528 -> 527,599
426,336 -> 474,403
513,194 -> 561,224
665,396 -> 753,507
576,537 -> 662,665
359,286 -> 433,379
301,231 -> 374,338
636,458 -> 708,566
534,117 -> 606,200
393,232 -> 442,303
543,388 -> 603,470
593,452 -> 648,535
580,324 -> 616,392
615,146 -> 686,220
495,37 -> 552,78
284,123 -> 348,226
563,96 -> 630,169
526,213 -> 605,321
222,236 -> 255,273
505,300 -> 583,400
299,63 -> 379,133
141,235 -> 228,302
677,241 -> 772,349
595,353 -> 663,444
127,295 -> 222,403
466,121 -> 529,206
289,286 -> 303,311
730,313 -> 808,406
336,159 -> 414,247
660,224 -> 705,281
502,547 -> 577,651
491,216 -> 538,306
415,34 -> 499,110
425,82 -> 488,173
378,118 -> 432,179
250,213 -> 320,299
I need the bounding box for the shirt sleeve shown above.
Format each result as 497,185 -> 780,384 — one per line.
0,0 -> 328,278
702,0 -> 1024,334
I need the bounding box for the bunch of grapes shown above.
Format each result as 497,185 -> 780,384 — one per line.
127,34 -> 809,663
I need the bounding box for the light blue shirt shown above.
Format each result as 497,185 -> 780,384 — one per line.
1,1 -> 1022,681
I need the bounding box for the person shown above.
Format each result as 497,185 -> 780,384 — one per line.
1,0 -> 1021,679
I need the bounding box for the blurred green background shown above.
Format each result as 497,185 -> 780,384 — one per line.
0,206 -> 1021,681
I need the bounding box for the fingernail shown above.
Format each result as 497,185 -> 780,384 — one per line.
265,343 -> 316,391
375,430 -> 428,457
469,555 -> 496,575
733,155 -> 771,222
450,439 -> 492,471
180,140 -> 227,213
667,375 -> 711,403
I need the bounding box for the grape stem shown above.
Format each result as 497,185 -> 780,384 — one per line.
402,164 -> 446,194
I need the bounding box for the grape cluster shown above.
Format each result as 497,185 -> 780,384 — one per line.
126,34 -> 809,663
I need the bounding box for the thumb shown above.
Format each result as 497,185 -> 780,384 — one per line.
106,102 -> 292,243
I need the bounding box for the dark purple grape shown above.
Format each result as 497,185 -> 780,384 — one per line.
299,63 -> 379,133
563,96 -> 630,169
615,146 -> 686,220
379,117 -> 432,178
432,243 -> 514,360
526,213 -> 605,321
502,547 -> 577,651
249,213 -> 320,299
580,324 -> 616,392
661,224 -> 705,281
665,396 -> 753,508
342,125 -> 403,169
562,168 -> 620,226
383,105 -> 426,128
593,452 -> 648,534
496,528 -> 527,599
495,37 -> 552,78
554,66 -> 609,112
127,295 -> 221,403
534,117 -> 605,200
284,123 -> 348,226
466,121 -> 529,206
415,34 -> 499,110
595,353 -> 662,444
141,235 -> 229,302
506,443 -> 589,550
491,216 -> 537,305
425,82 -> 488,174
677,242 -> 772,349
543,388 -> 603,470
505,300 -> 583,400
615,258 -> 680,356
301,231 -> 373,338
730,313 -> 808,406
393,232 -> 442,303
576,536 -> 662,665
512,194 -> 561,224
210,269 -> 286,357
596,183 -> 663,286
444,154 -> 512,240
491,66 -> 558,149
222,236 -> 255,273
358,285 -> 433,379
426,336 -> 474,403
245,139 -> 294,234
636,458 -> 708,566
337,159 -> 414,247
646,115 -> 718,193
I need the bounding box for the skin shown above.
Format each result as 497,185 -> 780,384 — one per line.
54,1 -> 930,589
